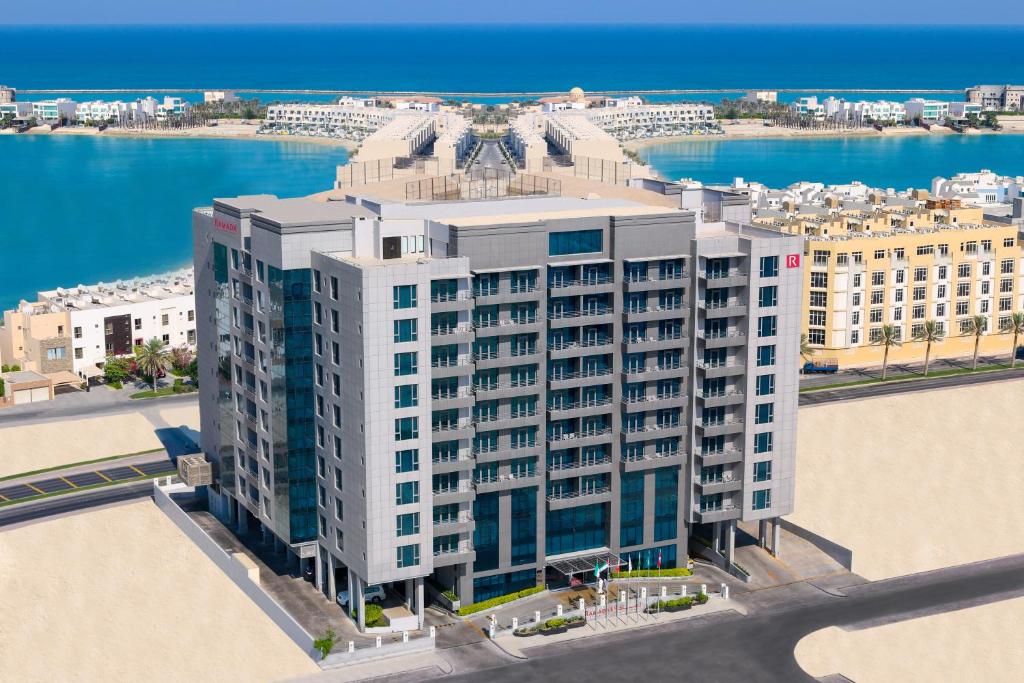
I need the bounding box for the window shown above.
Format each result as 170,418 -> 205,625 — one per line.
1004,237 -> 1016,248
916,245 -> 934,256
913,286 -> 926,301
74,347 -> 83,359
46,347 -> 67,360
914,267 -> 927,282
394,318 -> 417,342
754,432 -> 773,454
394,352 -> 418,376
957,263 -> 971,279
809,291 -> 827,307
394,417 -> 419,441
809,272 -> 828,288
753,461 -> 772,482
397,544 -> 420,568
936,303 -> 946,317
852,293 -> 861,307
758,285 -> 777,308
1000,278 -> 1013,293
396,513 -> 420,537
937,265 -> 948,280
873,250 -> 885,260
808,310 -> 826,326
752,489 -> 772,510
894,289 -> 904,303
957,282 -> 970,298
759,256 -> 778,278
755,374 -> 775,396
807,329 -> 825,344
756,345 -> 776,367
757,316 -> 777,338
852,273 -> 862,288
395,449 -> 419,473
755,403 -> 774,425
871,271 -> 885,287
393,285 -> 418,309
956,301 -> 969,316
396,481 -> 419,505
912,304 -> 925,320
134,318 -> 142,330
1001,259 -> 1014,275
335,529 -> 344,551
73,326 -> 82,339
870,308 -> 883,323
937,284 -> 947,299
895,270 -> 906,285
548,229 -> 603,256
1000,296 -> 1012,312
394,384 -> 418,408
161,313 -> 169,326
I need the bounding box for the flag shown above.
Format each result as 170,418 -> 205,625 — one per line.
594,560 -> 608,578
627,556 -> 632,573
657,550 -> 662,569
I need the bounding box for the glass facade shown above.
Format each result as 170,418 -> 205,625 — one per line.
510,487 -> 537,566
620,543 -> 678,571
548,229 -> 603,256
653,467 -> 678,542
212,242 -> 236,494
619,472 -> 644,547
546,503 -> 608,556
473,492 -> 499,571
268,267 -> 317,544
472,569 -> 536,603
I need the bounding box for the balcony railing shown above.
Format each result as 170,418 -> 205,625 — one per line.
622,448 -> 682,463
433,481 -> 473,495
697,503 -> 738,515
432,387 -> 473,401
547,427 -> 612,443
431,324 -> 473,337
546,486 -> 612,501
704,269 -> 747,280
702,298 -> 744,310
622,392 -> 681,405
549,397 -> 614,411
547,306 -> 612,320
430,290 -> 470,303
700,389 -> 744,400
700,417 -> 744,428
548,275 -> 613,289
433,512 -> 474,527
548,337 -> 613,351
431,357 -> 468,368
434,540 -> 473,557
624,332 -> 684,345
548,367 -> 614,382
547,454 -> 613,471
472,377 -> 539,393
623,422 -> 682,434
623,271 -> 688,283
623,362 -> 683,375
698,329 -> 745,340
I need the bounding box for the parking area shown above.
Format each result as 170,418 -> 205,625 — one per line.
0,457 -> 175,503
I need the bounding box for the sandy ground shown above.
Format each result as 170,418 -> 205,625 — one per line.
795,597 -> 1024,682
157,404 -> 201,431
790,378 -> 1024,581
0,413 -> 163,477
37,122 -> 356,149
620,120 -> 998,149
0,500 -> 318,682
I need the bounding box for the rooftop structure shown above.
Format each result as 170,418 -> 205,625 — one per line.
965,84 -> 1024,111
193,172 -> 803,624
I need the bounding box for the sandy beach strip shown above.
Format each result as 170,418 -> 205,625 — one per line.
18,121 -> 357,149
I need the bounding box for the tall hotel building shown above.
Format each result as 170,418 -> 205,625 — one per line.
193,180 -> 802,623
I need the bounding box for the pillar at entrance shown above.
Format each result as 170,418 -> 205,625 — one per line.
416,577 -> 425,630
712,521 -> 722,554
772,517 -> 782,557
758,519 -> 769,548
327,555 -> 337,601
724,520 -> 736,566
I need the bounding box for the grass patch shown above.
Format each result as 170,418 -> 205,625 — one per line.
0,469 -> 176,507
130,383 -> 197,399
611,568 -> 693,578
457,585 -> 545,616
800,363 -> 1018,393
0,448 -> 165,482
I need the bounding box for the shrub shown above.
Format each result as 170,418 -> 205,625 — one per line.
564,615 -> 585,624
513,626 -> 538,637
313,628 -> 338,660
694,592 -> 709,605
457,585 -> 545,616
108,381 -> 123,390
542,618 -> 566,629
442,589 -> 459,601
0,378 -> 4,397
611,568 -> 692,579
362,603 -> 386,628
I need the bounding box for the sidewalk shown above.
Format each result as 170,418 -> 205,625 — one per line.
494,594 -> 745,658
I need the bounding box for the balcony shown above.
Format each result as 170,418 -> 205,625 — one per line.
547,306 -> 616,328
547,367 -> 614,391
432,481 -> 475,504
621,392 -> 687,413
547,397 -> 614,420
547,337 -> 614,359
693,503 -> 741,524
472,377 -> 539,400
546,427 -> 613,449
546,486 -> 614,510
697,417 -> 744,437
433,511 -> 475,536
431,451 -> 474,474
622,422 -> 686,443
430,290 -> 473,313
473,471 -> 544,494
547,454 -> 614,479
699,299 -> 748,319
473,284 -> 539,305
698,448 -> 744,466
622,303 -> 688,323
622,272 -> 690,292
699,389 -> 745,408
430,324 -> 475,344
431,418 -> 475,441
701,269 -> 748,288
696,360 -> 745,379
474,347 -> 543,369
548,275 -> 616,297
430,357 -> 474,378
622,333 -> 685,353
620,448 -> 687,472
621,363 -> 685,383
474,408 -> 543,431
431,387 -> 474,410
432,540 -> 476,567
698,330 -> 747,349
696,476 -> 743,496
474,315 -> 544,337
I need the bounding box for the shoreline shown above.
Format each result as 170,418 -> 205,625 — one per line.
2,121 -> 357,150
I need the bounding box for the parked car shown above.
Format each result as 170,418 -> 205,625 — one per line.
336,584 -> 385,607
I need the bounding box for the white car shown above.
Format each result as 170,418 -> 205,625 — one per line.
336,584 -> 385,607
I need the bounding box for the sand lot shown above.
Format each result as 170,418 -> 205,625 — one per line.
157,403 -> 201,432
0,413 -> 163,478
795,597 -> 1024,682
791,378 -> 1024,580
0,501 -> 318,682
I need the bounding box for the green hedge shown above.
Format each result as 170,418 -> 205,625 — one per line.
457,585 -> 545,616
363,603 -> 386,628
611,568 -> 692,579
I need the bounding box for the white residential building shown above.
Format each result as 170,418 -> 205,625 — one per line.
931,170 -> 1024,208
75,100 -> 132,123
948,102 -> 983,120
31,99 -> 78,123
904,98 -> 950,123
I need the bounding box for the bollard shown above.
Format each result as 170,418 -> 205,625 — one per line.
640,586 -> 647,601
721,583 -> 729,600
511,617 -> 518,631
429,626 -> 436,639
700,583 -> 707,596
348,641 -> 355,653
402,631 -> 409,643
599,594 -> 606,608
534,610 -> 541,625
578,597 -> 585,613
556,604 -> 563,617
375,636 -> 382,649
661,586 -> 668,598
488,622 -> 496,639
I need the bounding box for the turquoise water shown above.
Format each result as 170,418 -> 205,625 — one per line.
0,135 -> 346,307
640,134 -> 1024,189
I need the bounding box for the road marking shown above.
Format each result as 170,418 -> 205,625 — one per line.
129,465 -> 147,477
0,493 -> 8,501
96,471 -> 113,482
60,476 -> 78,488
26,483 -> 45,495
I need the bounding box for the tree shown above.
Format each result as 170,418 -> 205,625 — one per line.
963,315 -> 987,370
873,324 -> 902,380
169,345 -> 194,374
102,356 -> 132,386
134,338 -> 170,392
912,320 -> 945,376
186,358 -> 199,388
799,334 -> 813,362
313,627 -> 338,660
1002,312 -> 1024,369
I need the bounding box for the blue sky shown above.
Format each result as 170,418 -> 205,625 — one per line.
3,0 -> 1023,25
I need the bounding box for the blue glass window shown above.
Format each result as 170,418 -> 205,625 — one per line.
754,403 -> 774,425
394,318 -> 417,342
549,229 -> 603,256
545,503 -> 608,555
473,492 -> 500,571
510,487 -> 537,566
756,374 -> 776,396
394,352 -> 418,376
759,256 -> 779,278
395,481 -> 419,505
395,449 -> 419,473
653,467 -> 678,542
394,417 -> 419,441
754,432 -> 773,454
394,384 -> 418,408
758,285 -> 778,308
756,344 -> 776,367
472,570 -> 536,603
396,512 -> 420,536
753,461 -> 772,482
393,285 -> 417,309
619,472 -> 644,547
758,315 -> 777,337
396,544 -> 420,568
752,489 -> 772,510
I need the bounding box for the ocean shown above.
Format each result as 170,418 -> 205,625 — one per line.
0,135 -> 346,307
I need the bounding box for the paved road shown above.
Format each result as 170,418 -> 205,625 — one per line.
799,353 -> 1013,389
0,390 -> 197,427
0,480 -> 154,528
474,140 -> 507,170
799,366 -> 1024,406
0,455 -> 175,504
416,555 -> 1024,683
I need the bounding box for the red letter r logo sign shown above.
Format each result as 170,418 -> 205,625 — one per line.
786,254 -> 800,269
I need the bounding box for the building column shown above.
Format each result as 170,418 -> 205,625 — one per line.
404,578 -> 414,611
772,517 -> 782,558
712,521 -> 722,555
355,575 -> 366,632
347,567 -> 356,618
758,519 -> 769,549
724,520 -> 736,566
261,522 -> 272,545
314,552 -> 324,593
326,555 -> 337,601
457,564 -> 473,607
416,577 -> 425,630
236,498 -> 248,534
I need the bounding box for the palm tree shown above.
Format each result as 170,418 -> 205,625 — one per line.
873,324 -> 902,380
912,320 -> 945,376
799,334 -> 813,362
963,315 -> 988,370
134,338 -> 170,392
1002,312 -> 1024,369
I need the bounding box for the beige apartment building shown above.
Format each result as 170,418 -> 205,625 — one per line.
756,200 -> 1024,367
0,303 -> 73,375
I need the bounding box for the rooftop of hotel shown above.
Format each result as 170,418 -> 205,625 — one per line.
29,270 -> 194,312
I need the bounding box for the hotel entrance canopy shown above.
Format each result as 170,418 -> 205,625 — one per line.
546,548 -> 622,578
